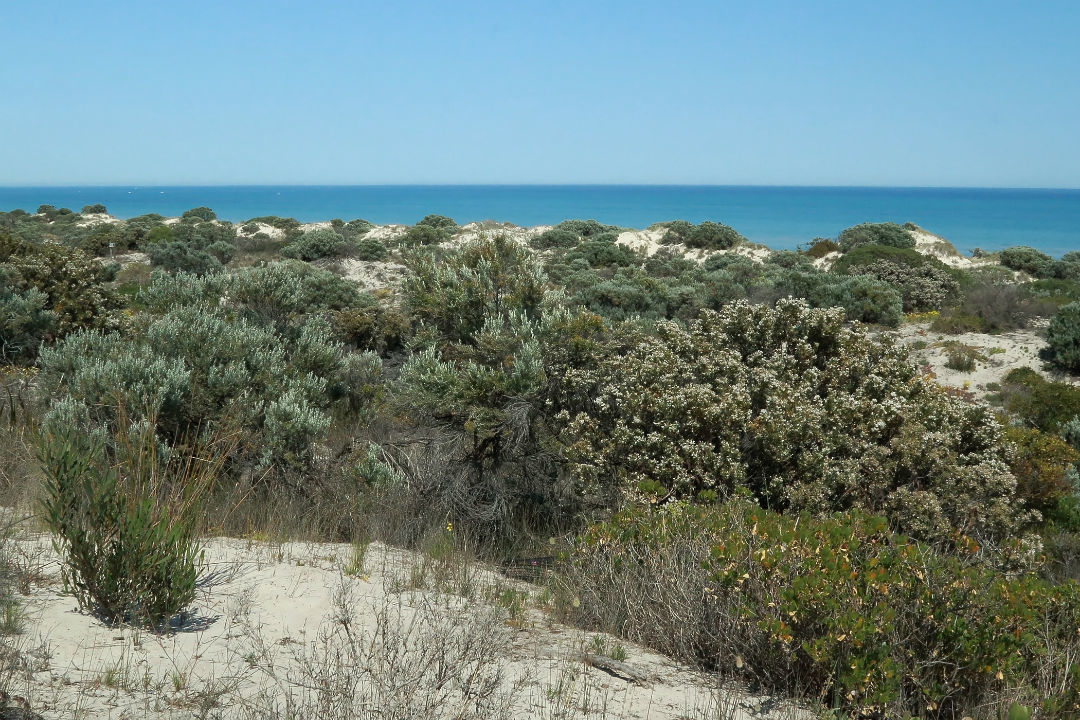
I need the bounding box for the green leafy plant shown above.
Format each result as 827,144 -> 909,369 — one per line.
836,222 -> 914,251
1046,301 -> 1080,373
38,420 -> 226,625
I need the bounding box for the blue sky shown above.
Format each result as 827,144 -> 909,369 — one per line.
1,1 -> 1078,187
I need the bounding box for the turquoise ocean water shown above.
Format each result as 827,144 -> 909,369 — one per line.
1,185 -> 1077,256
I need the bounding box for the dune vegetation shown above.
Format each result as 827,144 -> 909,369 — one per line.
2,207 -> 1080,718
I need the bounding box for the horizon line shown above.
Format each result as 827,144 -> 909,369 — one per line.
2,182 -> 1079,192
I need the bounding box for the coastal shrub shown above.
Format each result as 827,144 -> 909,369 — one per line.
554,219 -> 619,238
530,228 -> 580,250
246,215 -> 301,232
1046,301 -> 1080,373
352,235 -> 389,261
932,283 -> 1033,334
829,243 -> 934,274
400,223 -> 446,246
170,218 -> 236,248
563,238 -> 639,269
944,343 -> 978,371
1002,425 -> 1079,516
0,280 -> 55,363
1000,368 -> 1080,433
415,214 -> 458,234
280,227 -> 345,261
80,223 -> 137,256
205,239 -> 235,264
813,273 -> 903,326
343,218 -> 373,238
1000,246 -> 1056,278
764,250 -> 813,271
642,248 -> 697,278
404,233 -> 547,345
37,304 -> 352,471
146,240 -> 223,275
1021,278 -> 1080,307
143,224 -> 174,246
573,268 -> 679,321
81,204 -> 107,214
804,237 -> 840,259
0,235 -> 120,335
661,220 -> 745,250
849,259 -> 959,312
559,500 -> 1080,718
38,423 -> 224,625
836,221 -> 914,251
561,299 -> 1030,545
181,206 -> 216,222
333,296 -> 410,354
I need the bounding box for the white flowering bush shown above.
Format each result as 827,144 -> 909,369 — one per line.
857,259 -> 959,312
562,299 -> 1031,544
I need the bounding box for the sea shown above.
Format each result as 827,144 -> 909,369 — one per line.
1,185 -> 1078,257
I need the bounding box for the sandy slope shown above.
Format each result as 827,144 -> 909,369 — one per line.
1,530 -> 806,720
890,319 -> 1079,402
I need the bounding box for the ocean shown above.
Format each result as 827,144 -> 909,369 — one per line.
1,185 -> 1078,256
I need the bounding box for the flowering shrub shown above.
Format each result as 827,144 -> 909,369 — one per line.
562,299 -> 1031,545
856,259 -> 959,312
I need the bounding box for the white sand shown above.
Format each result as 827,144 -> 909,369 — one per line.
890,319 -> 1080,402
1,529 -> 805,720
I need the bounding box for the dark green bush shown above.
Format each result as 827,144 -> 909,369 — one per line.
1000,246 -> 1056,278
830,243 -> 933,274
554,219 -> 619,238
281,227 -> 345,261
415,214 -> 458,234
333,295 -> 410,354
1000,367 -> 1080,432
352,236 -> 389,261
804,237 -> 839,258
531,228 -> 580,250
563,239 -> 639,269
181,206 -> 217,222
1002,425 -> 1079,517
146,240 -> 223,275
38,425 -> 223,625
81,204 -> 107,214
836,222 -> 914,251
1047,302 -> 1080,373
661,220 -> 745,250
343,218 -> 374,239
561,501 -> 1080,718
205,240 -> 235,264
400,224 -> 446,246
246,216 -> 301,232
0,277 -> 55,363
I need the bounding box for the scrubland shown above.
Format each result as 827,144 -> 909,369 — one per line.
3,207 -> 1080,718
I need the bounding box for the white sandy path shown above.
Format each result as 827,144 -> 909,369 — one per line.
2,532 -> 803,720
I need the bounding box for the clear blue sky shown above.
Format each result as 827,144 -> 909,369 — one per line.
1,1 -> 1078,187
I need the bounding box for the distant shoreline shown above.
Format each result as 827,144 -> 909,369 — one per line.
3,185 -> 1079,255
